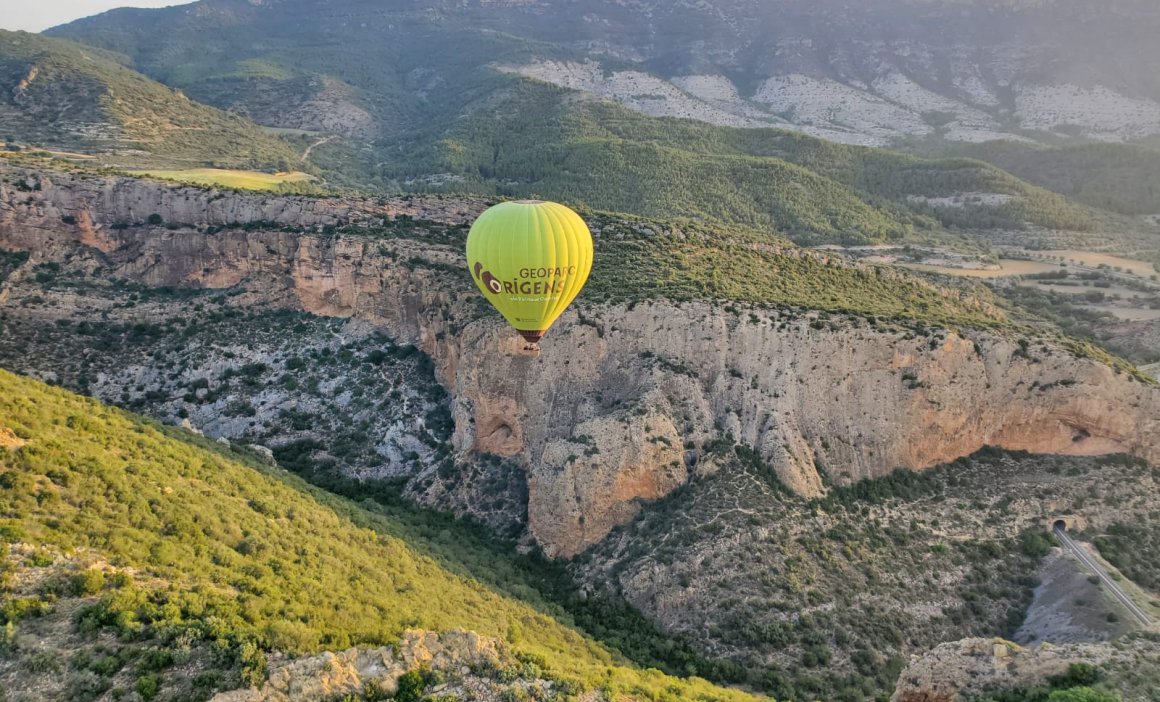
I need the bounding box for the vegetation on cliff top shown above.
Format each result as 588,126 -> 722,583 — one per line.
126,168 -> 317,192
580,214 -> 1006,327
0,369 -> 766,701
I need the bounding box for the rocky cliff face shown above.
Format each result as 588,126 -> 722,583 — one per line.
0,169 -> 485,233
2,167 -> 1158,558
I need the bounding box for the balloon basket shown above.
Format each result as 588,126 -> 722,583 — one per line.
501,335 -> 542,357
517,331 -> 544,356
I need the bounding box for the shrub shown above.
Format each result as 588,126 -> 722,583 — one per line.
394,669 -> 427,702
71,570 -> 106,596
134,674 -> 161,701
28,649 -> 62,674
801,643 -> 832,667
238,640 -> 267,687
1049,663 -> 1105,688
1046,687 -> 1121,702
1018,530 -> 1055,558
363,679 -> 390,702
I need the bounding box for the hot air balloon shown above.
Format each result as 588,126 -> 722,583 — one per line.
466,200 -> 594,351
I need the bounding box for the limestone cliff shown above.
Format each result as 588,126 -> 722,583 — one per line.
2,166 -> 1158,558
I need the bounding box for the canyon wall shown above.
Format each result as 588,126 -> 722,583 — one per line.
3,167 -> 1158,557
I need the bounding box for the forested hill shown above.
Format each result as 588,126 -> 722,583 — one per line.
0,31 -> 301,170
942,140 -> 1160,216
386,83 -> 1095,244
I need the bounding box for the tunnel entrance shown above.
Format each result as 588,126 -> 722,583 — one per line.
1047,516 -> 1086,533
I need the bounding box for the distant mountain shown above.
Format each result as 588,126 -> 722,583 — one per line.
48,0 -> 1160,146
0,30 -> 300,170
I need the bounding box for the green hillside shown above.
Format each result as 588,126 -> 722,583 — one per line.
942,141 -> 1160,216
0,369 -> 765,701
0,31 -> 301,170
388,84 -> 1096,244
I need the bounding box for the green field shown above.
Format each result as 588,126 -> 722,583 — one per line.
129,168 -> 314,191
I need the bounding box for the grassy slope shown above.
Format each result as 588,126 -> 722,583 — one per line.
0,31 -> 301,170
0,369 -> 765,702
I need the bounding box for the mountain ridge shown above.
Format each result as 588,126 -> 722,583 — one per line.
47,0 -> 1160,146
34,0 -> 1152,248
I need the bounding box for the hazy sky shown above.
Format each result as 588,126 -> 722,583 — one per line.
0,0 -> 187,33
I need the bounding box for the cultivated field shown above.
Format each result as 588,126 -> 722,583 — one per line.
1033,250 -> 1160,278
1081,305 -> 1160,321
129,168 -> 314,190
905,251 -> 1159,281
900,259 -> 1061,278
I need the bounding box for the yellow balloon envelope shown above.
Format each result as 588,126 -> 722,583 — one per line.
466,200 -> 593,348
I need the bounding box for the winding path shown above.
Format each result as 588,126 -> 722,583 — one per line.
302,134 -> 338,162
1054,525 -> 1154,626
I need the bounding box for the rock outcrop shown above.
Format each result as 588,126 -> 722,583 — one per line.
210,630 -> 524,702
0,425 -> 25,449
3,167 -> 1159,557
0,170 -> 485,236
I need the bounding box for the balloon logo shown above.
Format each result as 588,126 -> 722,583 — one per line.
466,200 -> 594,350
473,261 -> 504,293
481,270 -> 502,294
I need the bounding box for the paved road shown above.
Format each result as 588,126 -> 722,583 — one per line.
1055,526 -> 1154,626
